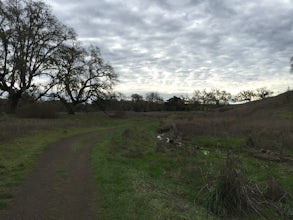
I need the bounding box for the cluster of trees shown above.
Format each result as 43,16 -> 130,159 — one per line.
0,0 -> 117,114
191,89 -> 231,105
190,88 -> 273,105
93,93 -> 192,112
236,88 -> 274,102
90,88 -> 274,113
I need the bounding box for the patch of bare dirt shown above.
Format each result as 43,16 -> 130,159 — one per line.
0,130 -> 112,220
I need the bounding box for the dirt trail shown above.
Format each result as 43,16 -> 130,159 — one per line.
1,130 -> 110,220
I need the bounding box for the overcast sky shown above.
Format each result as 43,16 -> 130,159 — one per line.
44,0 -> 293,98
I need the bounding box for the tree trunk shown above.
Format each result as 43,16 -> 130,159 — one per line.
64,102 -> 75,115
8,92 -> 21,114
58,97 -> 76,115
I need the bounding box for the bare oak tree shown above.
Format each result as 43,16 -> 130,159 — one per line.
237,90 -> 255,102
51,43 -> 118,114
0,0 -> 75,112
197,89 -> 231,105
145,92 -> 163,103
256,87 -> 273,100
131,93 -> 143,102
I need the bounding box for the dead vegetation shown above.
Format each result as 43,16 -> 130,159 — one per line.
0,113 -> 109,143
159,92 -> 293,156
16,102 -> 58,119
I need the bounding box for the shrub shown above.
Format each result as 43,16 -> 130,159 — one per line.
204,154 -> 292,218
206,154 -> 251,217
109,110 -> 126,118
16,102 -> 58,119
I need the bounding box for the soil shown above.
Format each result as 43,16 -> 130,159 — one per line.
1,130 -> 111,220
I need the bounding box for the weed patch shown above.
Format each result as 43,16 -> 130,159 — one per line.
0,192 -> 12,200
205,154 -> 256,217
192,136 -> 245,148
0,201 -> 7,210
108,125 -> 156,158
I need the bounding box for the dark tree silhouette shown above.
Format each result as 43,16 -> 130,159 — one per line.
191,90 -> 203,104
256,88 -> 273,100
237,90 -> 255,102
165,96 -> 186,111
51,43 -> 118,114
198,89 -> 231,105
131,93 -> 143,102
145,92 -> 163,103
0,0 -> 75,112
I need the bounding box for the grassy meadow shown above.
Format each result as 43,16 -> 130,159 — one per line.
0,92 -> 293,219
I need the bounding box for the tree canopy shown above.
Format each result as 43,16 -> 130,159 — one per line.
0,0 -> 117,114
0,0 -> 76,112
51,43 -> 118,114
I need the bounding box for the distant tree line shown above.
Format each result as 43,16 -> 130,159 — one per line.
0,86 -> 276,114
88,88 -> 274,113
190,87 -> 273,105
0,0 -> 117,114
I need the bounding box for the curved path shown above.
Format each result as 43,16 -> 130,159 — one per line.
1,130 -> 110,220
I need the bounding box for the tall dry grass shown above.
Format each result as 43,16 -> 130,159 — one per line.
167,97 -> 293,153
0,113 -> 109,143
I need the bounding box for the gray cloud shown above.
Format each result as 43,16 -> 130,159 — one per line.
45,0 -> 293,98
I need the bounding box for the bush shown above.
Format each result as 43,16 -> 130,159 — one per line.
16,102 -> 58,119
206,154 -> 251,217
204,154 -> 291,218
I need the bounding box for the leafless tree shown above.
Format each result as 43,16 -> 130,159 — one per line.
198,89 -> 231,105
236,90 -> 255,102
131,93 -> 143,102
145,92 -> 163,103
191,90 -> 203,104
51,42 -> 118,114
0,0 -> 75,112
256,87 -> 273,99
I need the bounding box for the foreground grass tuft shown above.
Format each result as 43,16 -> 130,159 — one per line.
205,154 -> 254,217
204,153 -> 292,218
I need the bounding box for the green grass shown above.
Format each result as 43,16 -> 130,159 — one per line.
0,201 -> 7,209
0,192 -> 12,200
276,110 -> 293,119
191,136 -> 245,148
91,119 -> 216,219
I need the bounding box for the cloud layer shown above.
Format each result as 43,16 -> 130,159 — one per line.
45,0 -> 293,97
